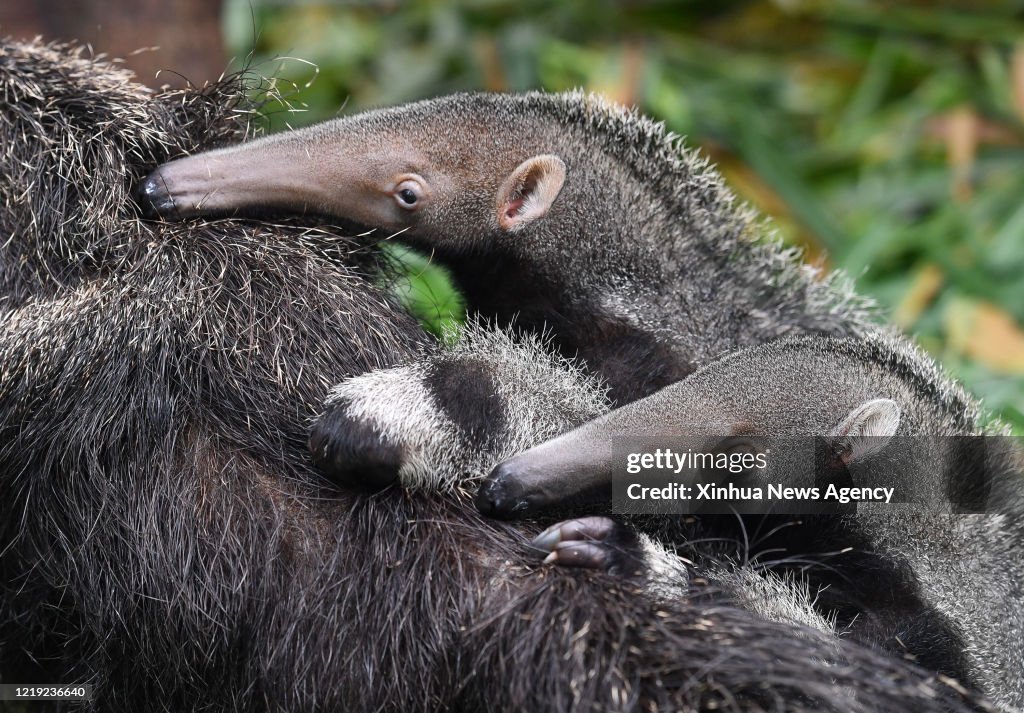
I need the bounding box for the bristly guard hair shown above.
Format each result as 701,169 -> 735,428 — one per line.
515,89 -> 875,321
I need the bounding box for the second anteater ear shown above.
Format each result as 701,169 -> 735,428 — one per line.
827,398 -> 901,465
496,155 -> 566,231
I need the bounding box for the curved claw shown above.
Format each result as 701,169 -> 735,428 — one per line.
542,541 -> 615,569
531,516 -> 619,552
530,516 -> 623,571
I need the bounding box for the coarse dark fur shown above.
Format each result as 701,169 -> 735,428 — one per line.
0,37 -> 1001,713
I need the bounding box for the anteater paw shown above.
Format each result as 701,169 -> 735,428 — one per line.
530,516 -> 644,575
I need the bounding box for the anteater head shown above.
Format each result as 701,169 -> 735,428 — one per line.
136,93 -> 573,252
478,335 -> 910,519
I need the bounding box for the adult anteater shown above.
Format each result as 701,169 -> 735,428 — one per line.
0,38 -> 994,712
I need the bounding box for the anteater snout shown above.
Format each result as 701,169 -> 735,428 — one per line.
135,169 -> 178,219
475,461 -> 538,519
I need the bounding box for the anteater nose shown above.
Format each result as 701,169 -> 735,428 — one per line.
134,170 -> 177,219
475,462 -> 530,519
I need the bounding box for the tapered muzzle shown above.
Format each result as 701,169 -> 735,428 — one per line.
134,133 -> 342,221
475,428 -> 614,519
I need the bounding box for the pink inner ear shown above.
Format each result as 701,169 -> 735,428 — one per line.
504,198 -> 524,218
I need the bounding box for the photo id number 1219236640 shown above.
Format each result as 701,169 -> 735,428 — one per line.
0,685 -> 92,701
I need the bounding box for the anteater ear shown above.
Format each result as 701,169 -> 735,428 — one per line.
496,155 -> 566,231
827,398 -> 901,464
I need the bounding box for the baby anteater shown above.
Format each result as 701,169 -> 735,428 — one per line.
514,334 -> 1024,708
480,332 -> 997,517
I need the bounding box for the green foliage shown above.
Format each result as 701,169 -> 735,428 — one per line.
224,0 -> 1024,432
379,243 -> 465,339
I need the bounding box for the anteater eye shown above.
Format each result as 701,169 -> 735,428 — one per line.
393,179 -> 424,210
